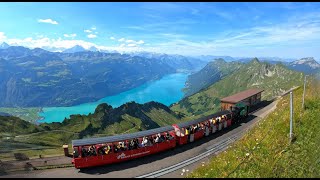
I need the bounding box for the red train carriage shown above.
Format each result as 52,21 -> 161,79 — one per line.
72,125 -> 176,169
172,110 -> 233,145
71,109 -> 240,169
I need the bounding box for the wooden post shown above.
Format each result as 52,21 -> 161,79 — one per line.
290,92 -> 293,142
302,75 -> 307,109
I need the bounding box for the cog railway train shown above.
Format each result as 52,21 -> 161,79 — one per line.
71,102 -> 250,169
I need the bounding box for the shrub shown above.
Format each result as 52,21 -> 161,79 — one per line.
14,153 -> 29,161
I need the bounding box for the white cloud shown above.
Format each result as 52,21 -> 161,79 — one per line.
38,19 -> 58,25
125,39 -> 135,43
63,33 -> 77,38
119,43 -> 126,47
125,39 -> 144,45
87,34 -> 97,38
91,27 -> 96,30
84,29 -> 92,33
110,37 -> 115,40
0,32 -> 7,41
137,40 -> 144,44
118,38 -> 125,42
127,43 -> 137,47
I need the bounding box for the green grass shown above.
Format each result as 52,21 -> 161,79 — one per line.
188,78 -> 320,178
144,108 -> 181,126
0,107 -> 41,123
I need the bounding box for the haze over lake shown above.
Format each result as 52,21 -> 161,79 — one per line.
38,73 -> 189,123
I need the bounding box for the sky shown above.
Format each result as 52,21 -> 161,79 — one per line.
0,2 -> 320,60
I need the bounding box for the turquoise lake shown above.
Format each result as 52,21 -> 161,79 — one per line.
38,73 -> 189,123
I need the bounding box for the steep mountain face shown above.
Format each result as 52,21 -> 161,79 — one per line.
0,42 -> 10,49
287,57 -> 320,75
170,58 -> 304,118
130,51 -> 206,72
0,47 -> 180,107
183,58 -> 243,97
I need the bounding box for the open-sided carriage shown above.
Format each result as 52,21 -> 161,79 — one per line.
72,125 -> 176,169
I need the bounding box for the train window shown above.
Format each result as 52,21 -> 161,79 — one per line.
73,147 -> 79,158
141,136 -> 153,146
114,141 -> 127,152
165,132 -> 174,140
128,138 -> 139,150
153,133 -> 165,143
98,144 -> 113,155
81,145 -> 97,157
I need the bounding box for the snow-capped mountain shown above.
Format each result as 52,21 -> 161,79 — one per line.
88,46 -> 99,52
0,42 -> 10,49
62,45 -> 87,53
287,57 -> 320,74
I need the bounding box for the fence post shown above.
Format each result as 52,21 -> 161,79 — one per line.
290,91 -> 293,142
302,75 -> 307,109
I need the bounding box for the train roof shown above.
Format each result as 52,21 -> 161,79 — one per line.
176,110 -> 231,128
72,125 -> 174,147
220,88 -> 264,104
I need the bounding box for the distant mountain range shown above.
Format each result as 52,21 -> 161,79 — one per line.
0,42 -> 318,108
129,51 -> 206,72
0,46 -> 205,107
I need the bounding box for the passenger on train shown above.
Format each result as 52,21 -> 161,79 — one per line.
147,136 -> 153,146
141,136 -> 148,147
116,142 -> 122,152
185,128 -> 189,135
190,125 -> 194,134
165,132 -> 173,140
119,141 -> 126,151
155,134 -> 160,143
181,128 -> 185,136
129,139 -> 135,150
209,118 -> 213,124
106,145 -> 111,154
114,144 -> 119,153
82,147 -> 88,157
160,134 -> 165,142
135,138 -> 139,148
88,145 -> 96,156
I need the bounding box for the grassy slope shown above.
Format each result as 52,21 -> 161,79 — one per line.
182,59 -> 243,97
0,116 -> 40,137
188,78 -> 320,178
170,60 -> 303,119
